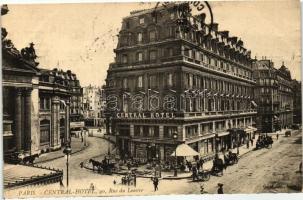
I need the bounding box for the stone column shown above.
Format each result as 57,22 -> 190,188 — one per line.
130,124 -> 134,137
65,100 -> 70,144
212,121 -> 216,133
235,118 -> 238,128
15,88 -> 22,151
159,125 -> 164,139
198,124 -> 201,136
243,117 -> 246,128
24,89 -> 32,152
160,145 -> 165,161
51,97 -> 59,148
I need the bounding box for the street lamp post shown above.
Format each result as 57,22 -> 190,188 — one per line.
173,131 -> 178,177
237,130 -> 240,155
59,100 -> 69,145
63,143 -> 72,187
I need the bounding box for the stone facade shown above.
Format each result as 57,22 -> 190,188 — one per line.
82,84 -> 106,127
253,60 -> 294,133
105,3 -> 257,162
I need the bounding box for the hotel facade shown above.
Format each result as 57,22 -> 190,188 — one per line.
105,3 -> 257,162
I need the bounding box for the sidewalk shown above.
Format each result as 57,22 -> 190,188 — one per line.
35,137 -> 88,164
83,137 -> 258,180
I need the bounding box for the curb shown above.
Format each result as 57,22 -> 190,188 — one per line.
35,141 -> 90,164
82,147 -> 255,180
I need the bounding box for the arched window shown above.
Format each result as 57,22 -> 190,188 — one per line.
40,119 -> 50,144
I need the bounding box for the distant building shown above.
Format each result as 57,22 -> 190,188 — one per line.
292,80 -> 302,125
253,60 -> 294,132
105,3 -> 257,161
67,70 -> 84,132
82,85 -> 106,127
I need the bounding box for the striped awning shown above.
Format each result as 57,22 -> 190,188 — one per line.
251,101 -> 258,107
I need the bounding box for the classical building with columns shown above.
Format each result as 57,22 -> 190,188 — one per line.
105,3 -> 257,162
2,50 -> 74,160
2,45 -> 40,159
2,6 -> 81,161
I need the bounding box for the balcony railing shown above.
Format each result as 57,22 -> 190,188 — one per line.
180,109 -> 257,118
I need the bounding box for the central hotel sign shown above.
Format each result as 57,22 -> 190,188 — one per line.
116,112 -> 175,119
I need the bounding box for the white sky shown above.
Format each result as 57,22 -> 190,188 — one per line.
1,0 -> 301,87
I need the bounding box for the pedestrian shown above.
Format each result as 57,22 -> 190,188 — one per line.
192,165 -> 198,181
200,184 -> 208,194
89,183 -> 95,191
81,128 -> 84,143
276,133 -> 279,140
133,173 -> 137,187
250,138 -> 253,146
152,177 -> 159,191
217,183 -> 224,194
246,140 -> 249,148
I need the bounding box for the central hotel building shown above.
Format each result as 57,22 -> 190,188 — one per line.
105,3 -> 257,161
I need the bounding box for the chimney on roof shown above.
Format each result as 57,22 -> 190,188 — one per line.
211,23 -> 219,31
197,13 -> 206,25
230,36 -> 238,44
237,39 -> 243,46
220,31 -> 229,38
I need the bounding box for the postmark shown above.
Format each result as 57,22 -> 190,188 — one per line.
153,1 -> 213,43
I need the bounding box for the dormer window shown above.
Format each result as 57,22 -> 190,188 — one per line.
139,17 -> 144,24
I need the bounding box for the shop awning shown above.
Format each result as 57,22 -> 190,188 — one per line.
218,131 -> 230,137
251,101 -> 258,107
171,143 -> 199,157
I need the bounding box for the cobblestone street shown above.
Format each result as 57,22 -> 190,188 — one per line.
31,130 -> 301,196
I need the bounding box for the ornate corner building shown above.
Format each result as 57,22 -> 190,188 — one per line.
253,59 -> 294,133
105,3 -> 258,161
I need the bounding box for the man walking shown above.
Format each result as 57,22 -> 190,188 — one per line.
217,183 -> 224,194
152,177 -> 159,191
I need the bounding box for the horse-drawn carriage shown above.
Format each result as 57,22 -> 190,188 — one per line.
193,170 -> 211,182
5,152 -> 39,165
223,151 -> 239,166
211,155 -> 225,176
285,130 -> 291,137
256,135 -> 273,149
89,158 -> 117,174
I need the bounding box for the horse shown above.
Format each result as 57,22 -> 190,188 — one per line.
23,154 -> 39,165
211,158 -> 225,176
89,159 -> 102,172
228,152 -> 239,164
